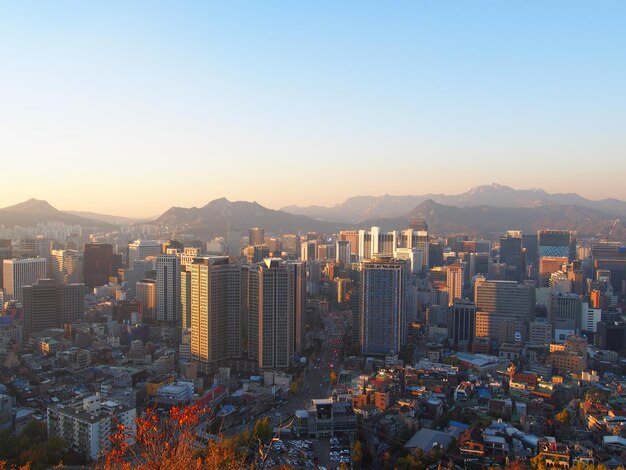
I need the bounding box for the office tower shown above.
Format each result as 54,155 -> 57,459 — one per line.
249,228 -> 265,246
249,258 -> 301,369
475,311 -> 524,344
83,243 -> 112,288
0,240 -> 12,288
118,259 -> 152,299
500,231 -> 523,281
522,234 -> 539,268
281,234 -> 299,256
289,260 -> 306,355
538,230 -> 577,261
23,279 -> 56,333
180,247 -> 201,267
23,279 -> 83,333
114,300 -> 141,323
317,244 -> 335,261
58,283 -> 84,324
336,240 -> 352,265
136,279 -> 157,324
591,242 -> 626,294
475,280 -> 535,322
188,257 -> 244,373
358,227 -> 397,260
226,229 -> 242,257
206,238 -> 225,255
539,256 -> 568,287
359,258 -> 407,355
451,299 -> 476,351
128,240 -> 161,267
300,241 -> 317,262
3,257 -> 47,302
339,230 -> 360,258
581,303 -> 601,333
468,252 -> 490,278
50,249 -> 82,284
548,293 -> 582,329
394,248 -> 422,274
596,321 -> 626,352
156,254 -> 180,324
180,267 -> 192,329
446,263 -> 465,306
398,229 -> 429,270
307,260 -> 322,296
246,245 -> 270,264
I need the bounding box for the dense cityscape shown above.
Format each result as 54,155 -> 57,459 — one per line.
0,192 -> 625,469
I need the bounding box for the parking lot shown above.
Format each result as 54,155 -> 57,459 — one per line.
261,435 -> 352,469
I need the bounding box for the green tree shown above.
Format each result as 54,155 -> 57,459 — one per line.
252,417 -> 272,443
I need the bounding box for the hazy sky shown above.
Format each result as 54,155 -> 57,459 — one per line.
1,1 -> 625,217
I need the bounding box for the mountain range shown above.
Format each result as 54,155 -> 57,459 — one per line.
1,185 -> 624,239
152,198 -> 341,236
0,199 -> 111,229
281,183 -> 626,223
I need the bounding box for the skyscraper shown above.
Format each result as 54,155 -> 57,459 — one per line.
336,240 -> 352,265
188,256 -> 245,373
136,279 -> 157,324
128,240 -> 161,267
360,258 -> 407,355
50,249 -> 82,284
248,258 -> 302,369
500,231 -> 523,281
249,227 -> 265,246
451,299 -> 476,351
538,230 -> 577,261
23,279 -> 84,333
446,263 -> 465,306
83,243 -> 112,288
156,254 -> 180,324
3,257 -> 47,302
475,280 -> 535,323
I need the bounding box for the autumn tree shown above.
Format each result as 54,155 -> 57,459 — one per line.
351,439 -> 363,470
555,409 -> 570,426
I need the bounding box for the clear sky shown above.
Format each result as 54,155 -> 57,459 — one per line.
1,1 -> 625,217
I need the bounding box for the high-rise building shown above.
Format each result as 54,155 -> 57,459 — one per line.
452,300 -> 476,350
187,257 -> 245,373
156,254 -> 180,324
548,293 -> 582,330
249,228 -> 265,246
83,243 -> 112,288
128,240 -> 161,267
358,227 -> 397,260
360,258 -> 407,355
300,241 -> 317,262
398,229 -> 429,270
180,247 -> 201,268
280,234 -> 300,256
249,258 -> 303,369
3,257 -> 47,302
500,231 -> 523,281
50,249 -> 82,284
226,229 -> 242,257
581,303 -> 601,333
336,240 -> 352,265
538,230 -> 577,260
23,279 -> 83,333
475,280 -> 535,322
136,279 -> 157,324
475,311 -> 524,344
539,256 -> 568,287
0,240 -> 13,288
339,230 -> 360,257
591,242 -> 626,294
446,263 -> 465,306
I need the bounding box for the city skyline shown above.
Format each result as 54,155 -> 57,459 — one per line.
2,1 -> 626,216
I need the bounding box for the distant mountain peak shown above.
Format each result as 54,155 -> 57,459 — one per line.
4,198 -> 59,213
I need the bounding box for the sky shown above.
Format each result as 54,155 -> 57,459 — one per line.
1,1 -> 625,218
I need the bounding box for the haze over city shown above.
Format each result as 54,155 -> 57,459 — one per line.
3,2 -> 626,470
2,1 -> 626,216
